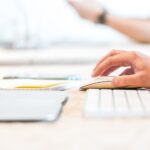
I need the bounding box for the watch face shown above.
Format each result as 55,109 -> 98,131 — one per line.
98,11 -> 107,24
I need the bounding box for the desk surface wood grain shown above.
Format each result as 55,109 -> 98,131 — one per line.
0,90 -> 149,150
0,44 -> 150,150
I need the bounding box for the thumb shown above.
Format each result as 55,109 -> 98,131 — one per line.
112,75 -> 140,88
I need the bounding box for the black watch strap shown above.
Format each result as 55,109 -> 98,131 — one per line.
97,11 -> 107,24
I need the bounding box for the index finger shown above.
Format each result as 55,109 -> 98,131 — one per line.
92,52 -> 134,77
93,50 -> 125,71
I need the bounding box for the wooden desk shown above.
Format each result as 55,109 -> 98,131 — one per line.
0,43 -> 150,150
0,89 -> 150,150
0,65 -> 149,150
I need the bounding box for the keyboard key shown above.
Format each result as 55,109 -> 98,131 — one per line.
138,90 -> 150,113
100,89 -> 114,114
84,89 -> 99,117
113,90 -> 128,114
124,90 -> 143,114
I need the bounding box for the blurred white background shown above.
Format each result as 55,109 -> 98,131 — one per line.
0,0 -> 149,48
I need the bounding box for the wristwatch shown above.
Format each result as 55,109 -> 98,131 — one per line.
97,10 -> 107,24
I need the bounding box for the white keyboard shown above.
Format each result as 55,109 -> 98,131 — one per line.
84,89 -> 150,118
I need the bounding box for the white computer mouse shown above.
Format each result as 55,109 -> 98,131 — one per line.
79,76 -> 138,91
80,76 -> 114,91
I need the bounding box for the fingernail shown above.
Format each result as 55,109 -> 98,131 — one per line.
91,72 -> 96,77
91,73 -> 95,77
93,67 -> 97,71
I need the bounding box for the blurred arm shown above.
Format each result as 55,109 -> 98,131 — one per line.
105,15 -> 150,43
69,0 -> 150,43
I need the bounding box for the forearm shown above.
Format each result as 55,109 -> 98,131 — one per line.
105,14 -> 150,43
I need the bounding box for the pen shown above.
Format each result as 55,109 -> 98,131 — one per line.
15,81 -> 79,90
15,82 -> 66,89
3,75 -> 81,80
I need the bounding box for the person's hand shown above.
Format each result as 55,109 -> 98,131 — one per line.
92,50 -> 150,88
68,0 -> 104,23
